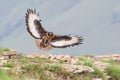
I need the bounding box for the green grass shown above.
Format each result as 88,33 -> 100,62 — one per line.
22,64 -> 54,80
59,60 -> 64,63
0,69 -> 20,80
45,64 -> 95,80
1,47 -> 119,80
2,61 -> 15,68
78,56 -> 87,61
93,66 -> 106,80
84,54 -> 95,58
74,61 -> 82,65
22,63 -> 96,80
83,61 -> 107,80
18,56 -> 31,64
106,64 -> 120,80
0,62 -> 94,80
83,61 -> 93,67
0,47 -> 10,54
75,57 -> 88,65
101,58 -> 116,64
45,64 -> 62,73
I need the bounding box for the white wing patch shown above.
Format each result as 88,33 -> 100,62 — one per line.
50,36 -> 79,47
28,13 -> 40,38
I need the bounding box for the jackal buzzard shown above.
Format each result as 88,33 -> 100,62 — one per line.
25,9 -> 83,50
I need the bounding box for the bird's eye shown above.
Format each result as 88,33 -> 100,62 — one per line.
48,32 -> 53,36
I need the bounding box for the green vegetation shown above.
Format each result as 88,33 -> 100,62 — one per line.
84,54 -> 95,58
0,47 -> 120,80
93,66 -> 106,80
101,57 -> 120,80
74,56 -> 87,65
74,60 -> 82,65
22,64 -> 53,80
78,56 -> 87,61
84,61 -> 107,80
101,58 -> 116,64
45,64 -> 62,72
59,60 -> 64,63
2,61 -> 14,68
17,61 -> 99,80
84,61 -> 93,67
0,69 -> 19,80
18,56 -> 30,63
0,47 -> 10,54
106,64 -> 120,80
0,54 -> 117,80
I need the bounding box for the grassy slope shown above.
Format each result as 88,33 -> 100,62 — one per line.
0,47 -> 120,80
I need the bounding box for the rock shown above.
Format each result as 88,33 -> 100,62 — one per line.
93,61 -> 109,71
39,53 -> 52,59
1,50 -> 17,59
23,77 -> 38,80
96,54 -> 120,59
0,67 -> 11,70
111,54 -> 120,63
44,53 -> 52,58
92,78 -> 102,80
64,55 -> 72,62
96,55 -> 111,58
71,58 -> 78,64
64,64 -> 94,73
106,75 -> 111,79
0,60 -> 8,66
57,55 -> 65,60
56,54 -> 76,63
27,53 -> 39,58
0,56 -> 4,60
50,55 -> 57,60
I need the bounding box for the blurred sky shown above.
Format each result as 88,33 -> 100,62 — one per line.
0,0 -> 120,55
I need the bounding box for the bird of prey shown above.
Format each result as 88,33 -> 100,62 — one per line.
25,9 -> 83,50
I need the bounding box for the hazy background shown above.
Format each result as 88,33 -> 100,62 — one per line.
0,0 -> 120,55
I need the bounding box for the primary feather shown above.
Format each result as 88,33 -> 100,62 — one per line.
25,9 -> 46,39
50,35 -> 83,48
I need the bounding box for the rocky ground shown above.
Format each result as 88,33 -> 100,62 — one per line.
0,48 -> 120,80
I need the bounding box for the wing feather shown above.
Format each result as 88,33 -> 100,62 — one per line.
50,35 -> 83,48
25,9 -> 46,39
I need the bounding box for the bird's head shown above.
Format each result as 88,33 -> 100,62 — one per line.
48,32 -> 53,36
45,32 -> 54,40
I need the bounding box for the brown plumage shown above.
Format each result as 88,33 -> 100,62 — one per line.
35,39 -> 52,50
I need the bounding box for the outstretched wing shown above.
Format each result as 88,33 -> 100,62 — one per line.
25,9 -> 47,39
50,35 -> 83,48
